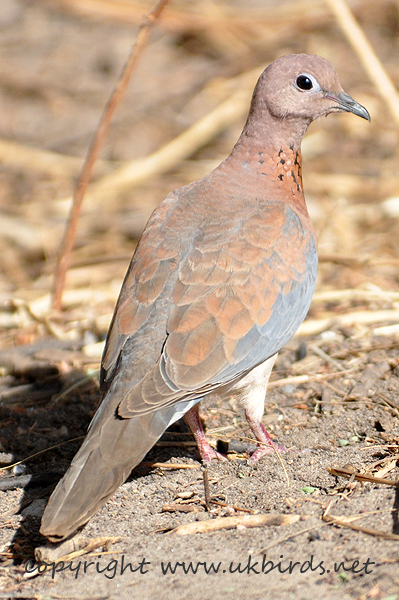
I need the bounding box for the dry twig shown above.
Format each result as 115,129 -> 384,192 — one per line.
328,466 -> 399,487
322,512 -> 399,541
0,138 -> 114,178
268,367 -> 357,389
257,523 -> 329,555
203,465 -> 211,511
51,0 -> 171,310
296,309 -> 399,336
34,536 -> 122,563
46,0 -> 332,33
168,513 -> 302,535
0,437 -> 84,473
140,462 -> 198,469
67,66 -> 262,208
312,288 -> 399,303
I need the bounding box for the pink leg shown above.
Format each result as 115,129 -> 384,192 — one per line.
245,412 -> 286,463
184,405 -> 228,463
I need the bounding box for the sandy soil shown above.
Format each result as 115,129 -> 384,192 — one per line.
0,1 -> 399,598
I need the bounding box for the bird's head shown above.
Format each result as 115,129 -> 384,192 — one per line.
253,53 -> 370,123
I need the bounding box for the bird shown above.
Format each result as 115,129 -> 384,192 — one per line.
40,54 -> 369,542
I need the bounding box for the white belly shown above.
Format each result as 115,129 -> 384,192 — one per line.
205,354 -> 277,422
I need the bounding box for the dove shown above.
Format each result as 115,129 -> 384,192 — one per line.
41,53 -> 369,541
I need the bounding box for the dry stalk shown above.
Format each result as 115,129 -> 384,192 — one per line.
328,466 -> 399,487
268,367 -> 356,389
319,254 -> 399,269
306,172 -> 396,200
66,66 -> 262,208
51,0 -> 171,311
140,462 -> 198,469
308,343 -> 346,371
322,512 -> 399,541
312,289 -> 399,303
203,465 -> 211,511
0,138 -> 114,178
168,513 -> 302,535
296,309 -> 399,337
47,0 -> 332,32
325,0 -> 399,126
0,436 -> 84,472
35,536 -> 122,563
257,523 -> 329,554
374,459 -> 398,479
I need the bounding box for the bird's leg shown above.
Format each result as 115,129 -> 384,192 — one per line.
237,354 -> 285,463
184,404 -> 227,463
244,413 -> 286,463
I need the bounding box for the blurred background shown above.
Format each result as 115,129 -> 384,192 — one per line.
1,0 -> 399,350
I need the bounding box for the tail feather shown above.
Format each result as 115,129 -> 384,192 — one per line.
40,397 -> 199,542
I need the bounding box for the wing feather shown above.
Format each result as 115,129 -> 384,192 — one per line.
100,196 -> 316,418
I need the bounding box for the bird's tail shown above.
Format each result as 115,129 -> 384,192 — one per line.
40,397 -> 198,542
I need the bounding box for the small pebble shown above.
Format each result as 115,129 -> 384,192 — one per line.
176,491 -> 194,499
282,384 -> 295,394
0,452 -> 14,465
320,331 -> 337,340
13,464 -> 27,476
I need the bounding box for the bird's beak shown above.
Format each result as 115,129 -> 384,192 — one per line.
324,91 -> 371,121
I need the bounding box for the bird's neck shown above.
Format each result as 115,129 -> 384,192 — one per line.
239,104 -> 311,153
214,112 -> 311,220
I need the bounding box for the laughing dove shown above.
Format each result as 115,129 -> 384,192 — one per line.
41,54 -> 369,541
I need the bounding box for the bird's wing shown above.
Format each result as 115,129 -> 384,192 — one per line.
101,196 -> 317,419
100,192 -> 182,388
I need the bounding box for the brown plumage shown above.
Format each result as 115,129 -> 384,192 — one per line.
41,54 -> 369,542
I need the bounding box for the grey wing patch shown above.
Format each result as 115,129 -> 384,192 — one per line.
203,233 -> 317,384
242,241 -> 316,366
117,205 -> 317,417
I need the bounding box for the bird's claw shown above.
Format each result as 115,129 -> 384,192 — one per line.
247,442 -> 286,464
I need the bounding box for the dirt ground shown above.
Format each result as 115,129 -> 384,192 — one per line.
1,1 -> 399,599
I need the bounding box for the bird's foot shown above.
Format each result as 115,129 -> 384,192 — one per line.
197,440 -> 228,463
247,440 -> 286,464
245,420 -> 286,464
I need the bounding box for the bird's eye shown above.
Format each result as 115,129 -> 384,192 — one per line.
296,75 -> 313,90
